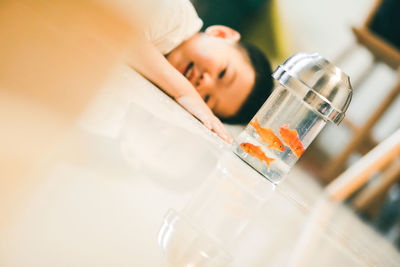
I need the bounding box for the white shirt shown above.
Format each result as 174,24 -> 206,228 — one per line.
144,0 -> 203,54
79,0 -> 203,138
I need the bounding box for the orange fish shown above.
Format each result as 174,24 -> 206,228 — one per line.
249,117 -> 285,152
279,124 -> 305,158
240,142 -> 275,167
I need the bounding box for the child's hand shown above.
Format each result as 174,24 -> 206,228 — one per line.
177,95 -> 232,144
125,33 -> 232,144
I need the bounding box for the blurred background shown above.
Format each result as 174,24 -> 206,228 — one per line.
192,0 -> 400,249
1,0 -> 400,260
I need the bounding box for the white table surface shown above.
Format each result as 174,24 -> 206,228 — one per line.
1,63 -> 400,267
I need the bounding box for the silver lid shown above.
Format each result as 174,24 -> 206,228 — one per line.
272,53 -> 352,125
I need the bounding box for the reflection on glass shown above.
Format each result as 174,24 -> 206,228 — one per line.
119,103 -> 219,191
158,209 -> 232,267
158,152 -> 275,266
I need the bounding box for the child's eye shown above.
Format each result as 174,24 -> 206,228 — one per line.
204,94 -> 210,103
218,68 -> 226,79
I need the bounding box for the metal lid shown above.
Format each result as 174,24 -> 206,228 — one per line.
272,53 -> 352,125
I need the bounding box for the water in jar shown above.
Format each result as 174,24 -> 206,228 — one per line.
233,85 -> 326,184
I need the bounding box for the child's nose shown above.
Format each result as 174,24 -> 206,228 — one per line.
196,72 -> 213,91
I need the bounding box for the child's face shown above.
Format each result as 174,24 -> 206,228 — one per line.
166,29 -> 255,119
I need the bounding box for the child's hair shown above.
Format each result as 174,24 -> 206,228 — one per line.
222,42 -> 274,125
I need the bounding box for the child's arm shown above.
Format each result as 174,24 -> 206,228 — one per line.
126,32 -> 231,143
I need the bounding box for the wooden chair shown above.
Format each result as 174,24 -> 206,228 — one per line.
326,128 -> 400,217
322,0 -> 400,181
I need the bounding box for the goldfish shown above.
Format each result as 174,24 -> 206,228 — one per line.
249,117 -> 285,152
279,124 -> 305,158
240,142 -> 275,167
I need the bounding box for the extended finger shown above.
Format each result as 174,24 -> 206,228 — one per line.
211,117 -> 232,144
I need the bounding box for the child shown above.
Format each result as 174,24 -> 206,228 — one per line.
166,25 -> 274,125
121,0 -> 273,143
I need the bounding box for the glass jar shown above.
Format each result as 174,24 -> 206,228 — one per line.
233,53 -> 353,184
